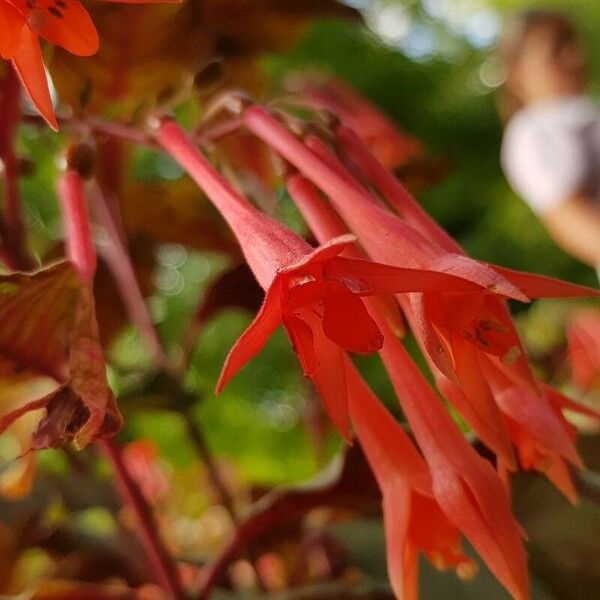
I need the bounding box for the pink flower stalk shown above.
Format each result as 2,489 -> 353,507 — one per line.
58,169 -> 97,283
153,118 -> 484,439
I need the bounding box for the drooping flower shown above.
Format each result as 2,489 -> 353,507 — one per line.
287,172 -> 527,600
243,105 -> 598,480
347,362 -> 476,600
334,123 -> 598,488
0,0 -> 179,130
153,118 -> 483,439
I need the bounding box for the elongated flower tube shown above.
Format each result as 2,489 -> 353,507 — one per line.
245,105 -> 598,480
287,172 -> 527,599
0,0 -> 179,129
293,75 -> 423,168
333,124 -> 597,489
347,363 -> 475,600
153,118 -> 484,439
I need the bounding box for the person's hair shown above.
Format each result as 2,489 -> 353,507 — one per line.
497,10 -> 585,122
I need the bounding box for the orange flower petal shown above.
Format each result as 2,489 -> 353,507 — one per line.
10,0 -> 99,56
9,26 -> 57,130
322,281 -> 383,354
216,279 -> 280,393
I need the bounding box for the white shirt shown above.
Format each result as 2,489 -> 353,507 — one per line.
502,95 -> 600,214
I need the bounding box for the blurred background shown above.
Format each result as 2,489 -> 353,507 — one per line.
1,0 -> 600,599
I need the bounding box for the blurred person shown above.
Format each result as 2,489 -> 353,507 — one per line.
498,10 -> 600,279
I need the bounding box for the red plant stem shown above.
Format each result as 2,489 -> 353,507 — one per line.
0,65 -> 33,270
22,113 -> 242,151
196,117 -> 243,145
97,438 -> 184,600
196,491 -> 334,600
57,170 -> 97,283
89,183 -> 167,368
58,167 -> 182,597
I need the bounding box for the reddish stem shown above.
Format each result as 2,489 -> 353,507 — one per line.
97,438 -> 184,599
89,183 -> 167,368
57,170 -> 97,283
0,65 -> 33,270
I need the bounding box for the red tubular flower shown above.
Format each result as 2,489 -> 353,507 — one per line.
291,75 -> 423,168
347,363 -> 475,600
288,173 -> 516,466
0,0 -> 179,130
244,105 -> 598,479
334,123 -> 598,488
566,308 -> 600,391
154,118 -> 484,439
379,332 -> 528,600
287,172 -> 527,599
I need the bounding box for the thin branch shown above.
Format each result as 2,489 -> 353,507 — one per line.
97,438 -> 185,600
89,182 -> 167,369
22,113 -> 242,150
184,410 -> 238,522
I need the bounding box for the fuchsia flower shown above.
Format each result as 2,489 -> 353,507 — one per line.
153,118 -> 485,439
243,105 -> 598,489
347,363 -> 476,600
287,172 -> 527,600
0,0 -> 179,130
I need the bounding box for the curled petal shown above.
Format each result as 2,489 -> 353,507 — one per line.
431,254 -> 528,302
10,27 -> 57,130
216,278 -> 281,392
324,256 -> 482,295
322,281 -> 383,354
382,482 -> 418,600
347,362 -> 430,490
280,234 -> 356,275
482,359 -> 581,469
283,312 -> 318,376
303,310 -> 350,440
490,265 -> 600,299
10,0 -> 99,56
0,2 -> 24,58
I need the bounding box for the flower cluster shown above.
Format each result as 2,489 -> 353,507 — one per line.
0,0 -> 178,129
2,12 -> 599,596
153,104 -> 599,600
